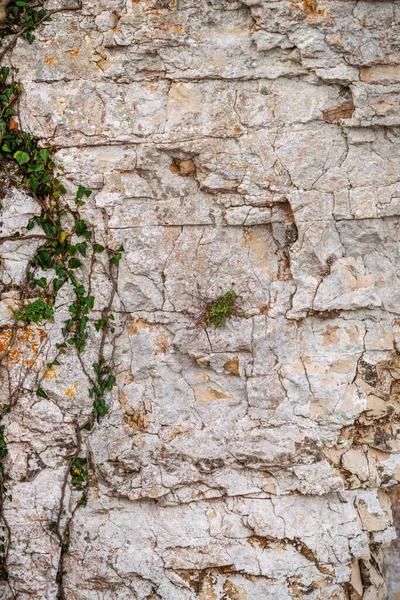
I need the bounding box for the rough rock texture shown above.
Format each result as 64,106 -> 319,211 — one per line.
385,488 -> 400,599
1,0 -> 400,598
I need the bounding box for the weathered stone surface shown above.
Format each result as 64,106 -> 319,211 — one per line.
1,0 -> 400,598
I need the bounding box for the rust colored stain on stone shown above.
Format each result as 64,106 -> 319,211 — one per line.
223,356 -> 240,376
323,101 -> 355,123
170,158 -> 196,176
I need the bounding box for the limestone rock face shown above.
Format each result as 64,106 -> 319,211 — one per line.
1,1 -> 400,598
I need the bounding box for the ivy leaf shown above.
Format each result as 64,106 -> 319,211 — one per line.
36,388 -> 49,400
13,151 -> 30,165
92,243 -> 104,253
62,319 -> 73,336
111,253 -> 122,266
53,278 -> 64,293
59,231 -> 69,244
75,220 -> 87,235
39,148 -> 51,161
76,242 -> 87,257
76,185 -> 92,199
55,265 -> 66,278
69,258 -> 82,269
106,375 -> 116,391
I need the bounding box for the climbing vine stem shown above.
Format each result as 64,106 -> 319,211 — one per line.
0,1 -> 122,594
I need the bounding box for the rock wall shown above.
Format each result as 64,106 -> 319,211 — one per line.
1,0 -> 400,598
385,488 -> 400,599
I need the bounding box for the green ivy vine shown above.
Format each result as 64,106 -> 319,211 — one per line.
0,0 -> 50,46
0,2 -> 122,597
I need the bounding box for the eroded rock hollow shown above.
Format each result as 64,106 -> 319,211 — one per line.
1,0 -> 400,598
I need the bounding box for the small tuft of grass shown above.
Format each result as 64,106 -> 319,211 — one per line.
13,298 -> 54,324
202,290 -> 237,329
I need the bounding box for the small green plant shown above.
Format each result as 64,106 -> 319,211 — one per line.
0,4 -> 121,596
0,425 -> 7,464
0,424 -> 9,581
1,0 -> 51,46
202,290 -> 237,329
13,298 -> 54,324
68,457 -> 88,490
89,358 -> 117,421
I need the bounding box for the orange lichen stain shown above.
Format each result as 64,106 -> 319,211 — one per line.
303,0 -> 317,12
70,119 -> 75,124
302,0 -> 324,14
168,23 -> 183,34
0,330 -> 12,354
4,327 -> 46,365
44,367 -> 57,380
131,0 -> 141,3
230,162 -> 236,168
69,49 -> 80,58
290,0 -> 324,15
30,342 -> 40,355
234,126 -> 241,133
65,384 -> 77,397
17,328 -> 33,343
45,56 -> 55,65
23,358 -> 37,367
8,348 -> 21,364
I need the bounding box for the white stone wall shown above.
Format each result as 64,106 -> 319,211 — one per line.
1,0 -> 400,598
